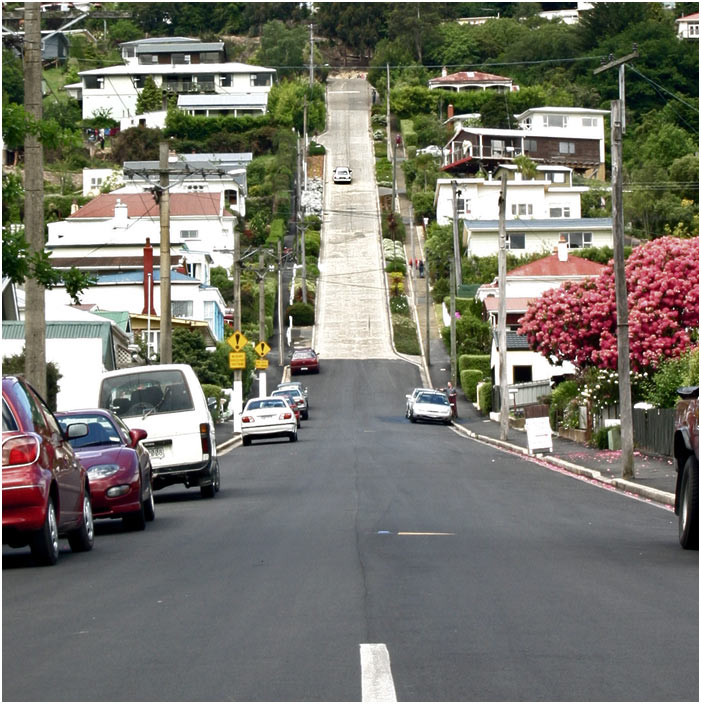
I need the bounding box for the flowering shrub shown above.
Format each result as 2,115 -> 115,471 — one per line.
519,236 -> 699,373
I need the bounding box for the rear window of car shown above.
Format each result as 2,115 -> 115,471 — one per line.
100,370 -> 194,417
247,399 -> 286,410
292,350 -> 314,359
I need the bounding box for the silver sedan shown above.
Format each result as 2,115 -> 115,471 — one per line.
241,397 -> 298,445
408,391 -> 453,425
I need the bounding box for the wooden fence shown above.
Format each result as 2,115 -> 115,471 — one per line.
632,407 -> 675,457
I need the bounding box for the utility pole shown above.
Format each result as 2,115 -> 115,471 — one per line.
300,219 -> 308,304
424,258 -> 430,367
258,251 -> 267,397
594,50 -> 638,479
277,242 -> 284,366
386,63 -> 391,161
309,23 -> 314,86
158,141 -> 172,363
232,221 -> 242,434
23,2 -> 46,398
392,135 -> 397,211
451,180 -> 463,294
498,173 -> 509,441
449,259 -> 457,388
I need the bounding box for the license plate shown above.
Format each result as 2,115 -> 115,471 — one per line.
147,445 -> 165,460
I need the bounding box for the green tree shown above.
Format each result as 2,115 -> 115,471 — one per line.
2,349 -> 62,412
255,20 -> 307,80
135,77 -> 163,115
171,327 -> 232,388
110,126 -> 162,163
316,3 -> 386,62
210,266 -> 234,306
2,48 -> 24,105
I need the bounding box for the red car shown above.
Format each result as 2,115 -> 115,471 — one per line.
290,347 -> 320,375
2,375 -> 95,566
56,409 -> 155,531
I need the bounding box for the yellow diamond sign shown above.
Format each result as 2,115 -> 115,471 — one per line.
227,330 -> 248,351
254,341 -> 271,357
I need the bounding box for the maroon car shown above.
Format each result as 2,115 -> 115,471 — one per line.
290,347 -> 320,375
57,409 -> 155,531
2,375 -> 95,566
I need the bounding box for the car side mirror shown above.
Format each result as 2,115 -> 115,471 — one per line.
130,428 -> 148,448
64,422 -> 88,440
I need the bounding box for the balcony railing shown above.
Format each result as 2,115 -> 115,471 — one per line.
162,81 -> 216,94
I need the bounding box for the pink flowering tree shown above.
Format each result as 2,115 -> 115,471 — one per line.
518,236 -> 699,373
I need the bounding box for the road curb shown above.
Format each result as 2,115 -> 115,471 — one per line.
450,421 -> 675,508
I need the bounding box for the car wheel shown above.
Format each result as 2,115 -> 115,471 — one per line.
214,461 -> 221,493
303,410 -> 309,420
200,482 -> 216,499
679,455 -> 699,550
242,435 -> 251,446
144,478 -> 156,521
31,497 -> 59,566
124,483 -> 147,531
409,413 -> 417,423
289,430 -> 298,442
67,491 -> 95,553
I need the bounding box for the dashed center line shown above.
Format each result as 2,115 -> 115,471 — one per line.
360,643 -> 397,702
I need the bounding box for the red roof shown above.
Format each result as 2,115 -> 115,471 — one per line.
507,253 -> 606,278
69,192 -> 227,219
429,70 -> 511,84
676,12 -> 699,21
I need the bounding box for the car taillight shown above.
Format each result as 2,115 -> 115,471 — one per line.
2,435 -> 41,467
281,412 -> 292,420
200,423 -> 211,456
241,415 -> 255,424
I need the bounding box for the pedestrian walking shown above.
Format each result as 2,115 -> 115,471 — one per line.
418,259 -> 424,277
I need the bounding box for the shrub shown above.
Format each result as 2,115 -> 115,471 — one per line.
461,369 -> 484,402
459,354 -> 491,376
2,350 -> 63,412
549,380 -> 579,430
201,384 -> 222,422
386,259 -> 406,275
286,302 -> 315,325
478,381 -> 492,415
308,141 -> 325,155
304,229 -> 321,257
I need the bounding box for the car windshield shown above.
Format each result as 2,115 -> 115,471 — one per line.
58,413 -> 121,448
418,393 -> 449,406
100,370 -> 194,418
247,399 -> 286,411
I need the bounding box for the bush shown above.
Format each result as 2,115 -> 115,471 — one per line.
304,229 -> 321,257
644,347 -> 700,408
459,354 -> 491,377
2,350 -> 62,412
461,369 -> 484,402
286,302 -> 315,325
308,141 -> 325,155
478,381 -> 492,415
386,259 -> 406,275
549,379 -> 580,430
201,383 -> 223,422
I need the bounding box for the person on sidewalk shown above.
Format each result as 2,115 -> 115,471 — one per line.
418,260 -> 424,277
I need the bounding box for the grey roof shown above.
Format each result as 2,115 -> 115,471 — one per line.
94,270 -> 197,285
493,331 -> 532,351
179,153 -> 253,165
120,37 -> 198,46
462,218 -> 612,231
177,93 -> 268,109
135,42 -> 224,54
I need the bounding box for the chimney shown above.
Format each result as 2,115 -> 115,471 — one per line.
447,103 -> 454,120
557,234 -> 568,262
113,198 -> 128,228
70,199 -> 79,215
442,65 -> 448,77
142,238 -> 157,315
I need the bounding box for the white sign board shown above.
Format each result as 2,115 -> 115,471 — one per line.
525,417 -> 553,454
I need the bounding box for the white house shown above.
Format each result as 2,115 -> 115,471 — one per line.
434,165 -> 584,226
480,242 -> 607,386
429,68 -> 516,93
676,12 -> 699,39
74,57 -> 275,120
82,167 -> 123,196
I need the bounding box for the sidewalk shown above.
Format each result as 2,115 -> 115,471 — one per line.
391,133 -> 676,508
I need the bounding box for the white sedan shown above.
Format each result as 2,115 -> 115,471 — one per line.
405,387 -> 434,418
408,390 -> 453,425
241,397 -> 298,445
333,166 -> 352,184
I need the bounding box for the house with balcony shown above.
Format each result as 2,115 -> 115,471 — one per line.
71,38 -> 275,120
429,68 -> 516,93
442,106 -> 608,179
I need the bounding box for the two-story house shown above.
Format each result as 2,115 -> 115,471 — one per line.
442,105 -> 609,179
433,165 -> 613,257
69,36 -> 276,121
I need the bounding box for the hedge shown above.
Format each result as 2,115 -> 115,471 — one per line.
286,302 -> 315,325
459,354 -> 491,376
305,230 -> 321,257
461,369 -> 484,402
478,381 -> 492,415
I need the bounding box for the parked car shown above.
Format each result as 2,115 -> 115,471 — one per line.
272,388 -> 308,421
333,166 -> 352,184
98,364 -> 220,498
673,386 -> 699,550
271,389 -> 302,427
408,390 -> 453,425
56,409 -> 155,531
290,347 -> 320,375
277,381 -> 309,405
405,387 -> 434,418
2,375 -> 95,565
241,397 -> 298,446
416,145 -> 447,158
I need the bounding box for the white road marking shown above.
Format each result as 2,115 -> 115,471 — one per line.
360,643 -> 397,702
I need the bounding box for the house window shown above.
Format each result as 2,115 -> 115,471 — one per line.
511,203 -> 533,217
582,117 -> 598,127
545,171 -> 566,183
123,47 -> 135,58
521,117 -> 532,129
84,75 -> 104,89
451,197 -> 470,215
180,229 -> 199,239
506,233 -> 525,250
544,114 -> 567,128
559,141 -> 576,154
549,205 -> 571,218
250,73 -> 271,87
204,301 -> 215,328
492,139 -> 505,156
220,74 -> 232,87
513,365 -> 533,383
90,177 -> 103,188
524,138 -> 537,152
172,300 -> 193,318
565,232 -> 593,249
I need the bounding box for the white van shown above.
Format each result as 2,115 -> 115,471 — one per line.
98,364 -> 220,498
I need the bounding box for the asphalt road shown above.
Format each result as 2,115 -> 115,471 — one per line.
2,359 -> 698,701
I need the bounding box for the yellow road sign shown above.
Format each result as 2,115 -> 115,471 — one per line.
227,331 -> 248,351
255,358 -> 269,369
228,352 -> 246,369
254,340 -> 271,357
